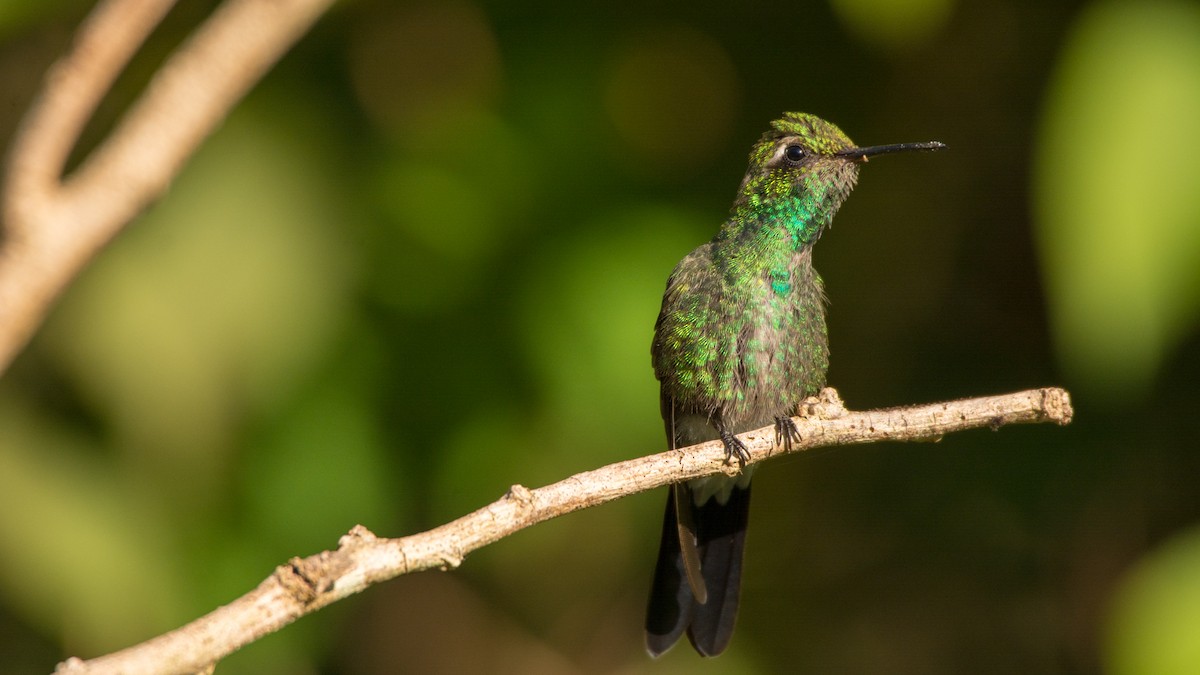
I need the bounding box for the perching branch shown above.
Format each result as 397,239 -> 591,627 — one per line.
0,0 -> 335,377
55,386 -> 1073,675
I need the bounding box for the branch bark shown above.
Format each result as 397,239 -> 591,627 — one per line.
0,0 -> 335,377
54,386 -> 1073,675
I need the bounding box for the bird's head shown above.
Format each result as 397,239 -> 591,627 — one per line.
733,112 -> 944,244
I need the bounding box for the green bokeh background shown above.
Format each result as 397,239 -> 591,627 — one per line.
2,0 -> 1200,673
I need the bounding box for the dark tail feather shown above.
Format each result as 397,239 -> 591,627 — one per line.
687,483 -> 750,656
645,483 -> 752,657
645,486 -> 691,656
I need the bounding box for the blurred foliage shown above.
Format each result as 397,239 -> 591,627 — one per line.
1,0 -> 1199,673
1107,526 -> 1200,675
831,0 -> 955,50
1035,1 -> 1200,402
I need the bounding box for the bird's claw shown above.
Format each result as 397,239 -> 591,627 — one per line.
774,416 -> 802,452
719,431 -> 751,466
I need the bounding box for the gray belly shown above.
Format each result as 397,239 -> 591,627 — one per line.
673,411 -> 757,506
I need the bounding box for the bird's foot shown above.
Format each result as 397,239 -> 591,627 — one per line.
774,415 -> 802,452
719,430 -> 751,466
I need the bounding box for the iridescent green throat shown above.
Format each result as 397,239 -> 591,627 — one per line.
714,172 -> 833,297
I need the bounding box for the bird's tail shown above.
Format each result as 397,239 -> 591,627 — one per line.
645,482 -> 751,657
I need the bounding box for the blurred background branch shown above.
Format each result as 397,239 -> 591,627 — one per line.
55,387 -> 1072,675
0,0 -> 334,377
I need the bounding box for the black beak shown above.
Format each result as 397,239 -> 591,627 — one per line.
835,141 -> 945,162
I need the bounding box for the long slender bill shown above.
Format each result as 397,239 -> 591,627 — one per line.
836,141 -> 946,162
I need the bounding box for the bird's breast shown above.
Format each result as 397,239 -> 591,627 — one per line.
724,277 -> 828,430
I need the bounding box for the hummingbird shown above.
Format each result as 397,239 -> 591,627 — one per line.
644,112 -> 943,657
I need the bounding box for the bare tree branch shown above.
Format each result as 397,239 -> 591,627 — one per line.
54,386 -> 1073,675
0,0 -> 335,377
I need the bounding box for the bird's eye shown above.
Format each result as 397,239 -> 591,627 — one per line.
784,145 -> 806,163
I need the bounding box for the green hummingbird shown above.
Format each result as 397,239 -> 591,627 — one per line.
644,112 -> 943,657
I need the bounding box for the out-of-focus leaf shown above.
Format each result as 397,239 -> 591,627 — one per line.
0,0 -> 77,37
0,396 -> 185,653
830,0 -> 953,49
1107,526 -> 1200,675
1035,2 -> 1200,400
346,1 -> 501,136
517,205 -> 704,460
242,353 -> 400,556
371,110 -> 534,312
432,407 -> 530,522
43,105 -> 355,498
603,27 -> 739,174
